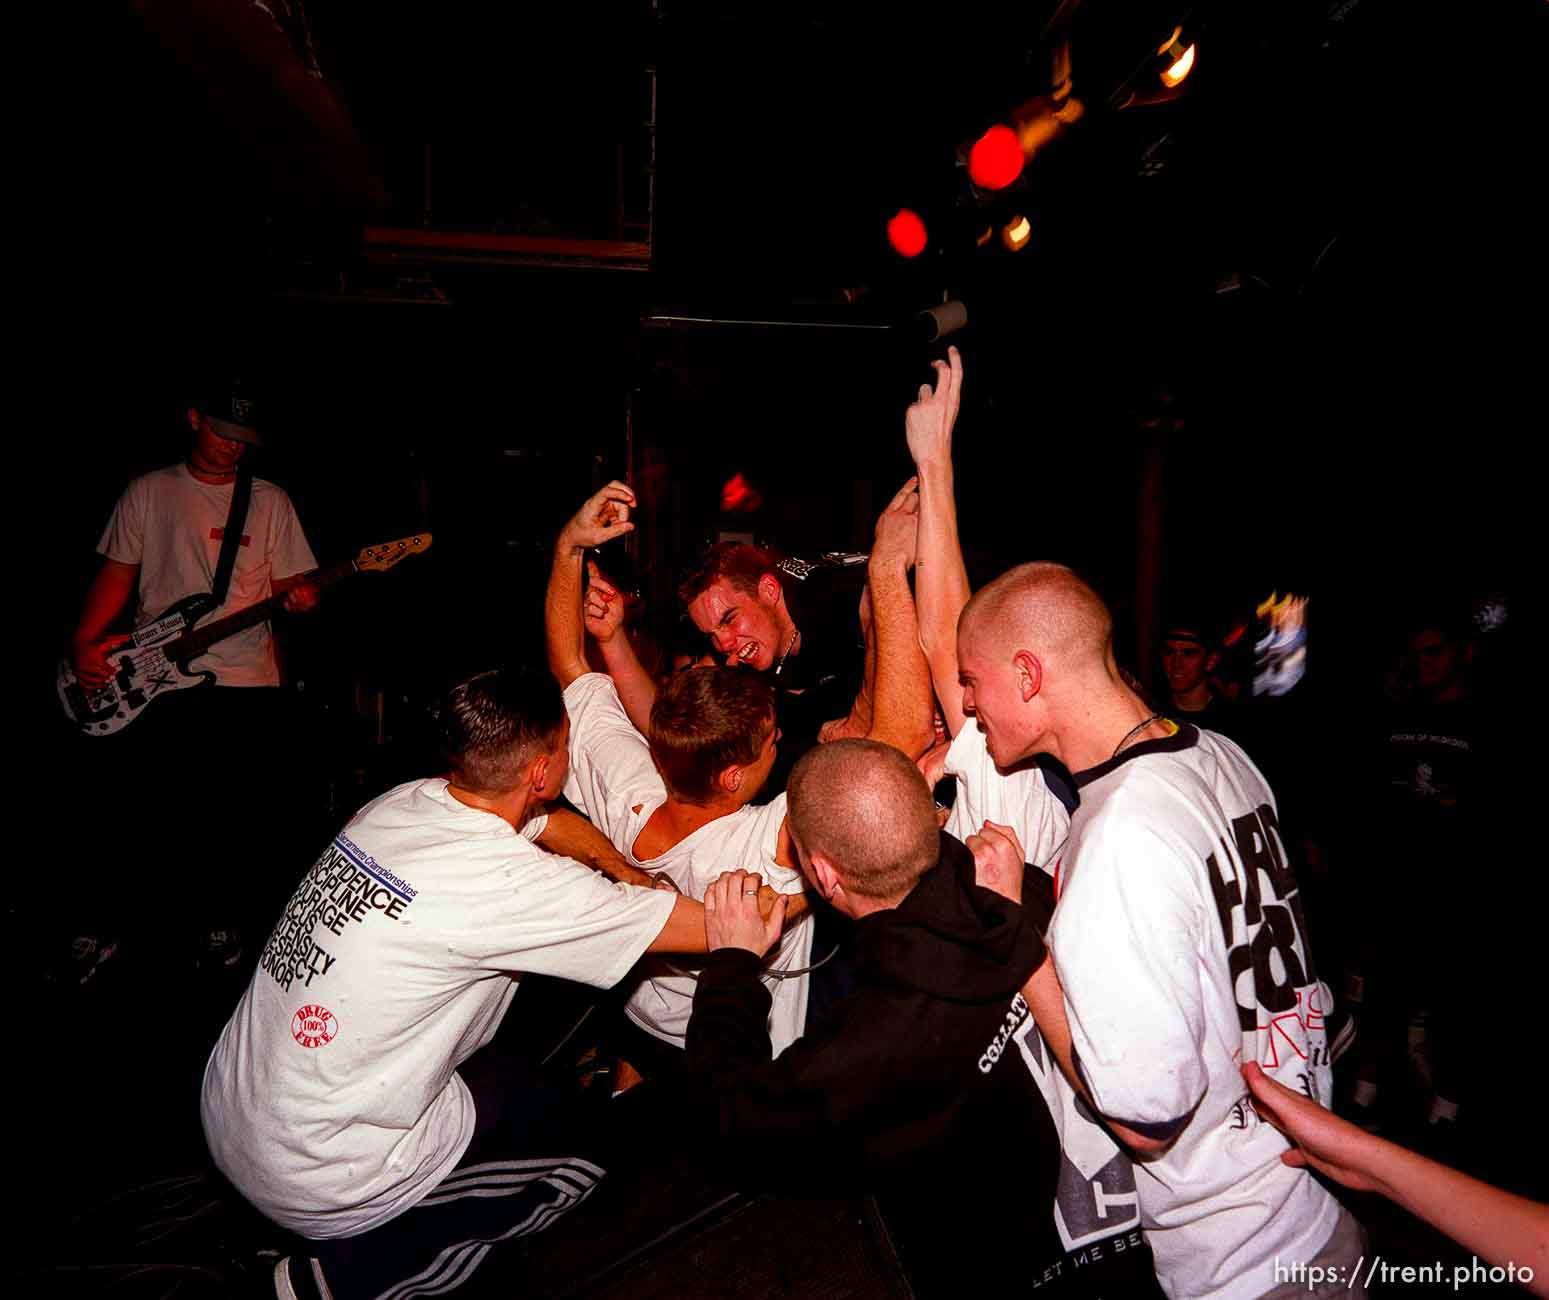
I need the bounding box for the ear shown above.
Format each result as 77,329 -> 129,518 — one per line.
187,407 -> 202,433
528,753 -> 550,793
719,763 -> 743,795
809,853 -> 843,903
1011,649 -> 1043,702
757,573 -> 783,606
1206,650 -> 1221,672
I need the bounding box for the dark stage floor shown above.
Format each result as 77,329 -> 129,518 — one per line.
25,936 -> 1539,1299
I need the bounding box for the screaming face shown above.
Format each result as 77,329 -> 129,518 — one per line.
687,577 -> 793,673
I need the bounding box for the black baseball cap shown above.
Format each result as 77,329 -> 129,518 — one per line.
197,386 -> 263,445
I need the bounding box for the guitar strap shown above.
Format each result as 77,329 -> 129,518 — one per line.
209,465 -> 254,609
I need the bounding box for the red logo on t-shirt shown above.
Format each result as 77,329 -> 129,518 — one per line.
292,1005 -> 338,1048
209,527 -> 252,546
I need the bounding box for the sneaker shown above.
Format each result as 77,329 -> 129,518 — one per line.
274,1256 -> 326,1300
1347,1077 -> 1382,1132
1325,1004 -> 1358,1065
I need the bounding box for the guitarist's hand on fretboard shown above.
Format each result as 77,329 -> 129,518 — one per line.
277,577 -> 321,614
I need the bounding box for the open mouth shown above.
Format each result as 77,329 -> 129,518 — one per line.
736,642 -> 759,664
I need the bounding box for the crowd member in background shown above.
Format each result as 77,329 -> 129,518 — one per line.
1349,612 -> 1482,1143
1158,618 -> 1244,740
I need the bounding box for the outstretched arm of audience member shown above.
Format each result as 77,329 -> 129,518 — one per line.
864,478 -> 937,759
906,346 -> 971,738
1243,1063 -> 1549,1295
582,561 -> 659,734
535,806 -> 669,891
545,482 -> 636,689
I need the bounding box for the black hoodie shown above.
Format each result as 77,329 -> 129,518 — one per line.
686,832 -> 1162,1298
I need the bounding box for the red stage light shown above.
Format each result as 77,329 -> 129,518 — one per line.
886,208 -> 928,258
720,472 -> 763,514
968,125 -> 1023,190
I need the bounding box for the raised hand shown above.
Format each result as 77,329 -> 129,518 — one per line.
583,561 -> 625,644
872,475 -> 920,571
560,481 -> 636,551
904,345 -> 963,469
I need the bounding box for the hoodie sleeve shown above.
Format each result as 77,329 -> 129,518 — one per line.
686,949 -> 877,1189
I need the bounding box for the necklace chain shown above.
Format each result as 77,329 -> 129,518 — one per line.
1112,712 -> 1168,759
771,627 -> 800,677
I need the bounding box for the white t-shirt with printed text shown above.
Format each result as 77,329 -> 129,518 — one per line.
562,673 -> 814,1055
1048,726 -> 1340,1300
98,464 -> 317,686
200,779 -> 676,1239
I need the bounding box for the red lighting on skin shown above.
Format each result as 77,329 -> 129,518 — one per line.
886,208 -> 928,258
968,125 -> 1024,190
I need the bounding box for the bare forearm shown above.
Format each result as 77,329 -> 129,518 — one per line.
1367,1138 -> 1549,1288
1022,957 -> 1172,1157
864,558 -> 935,758
544,538 -> 590,688
599,634 -> 659,735
536,808 -> 653,887
913,457 -> 970,736
74,560 -> 138,653
647,895 -> 710,954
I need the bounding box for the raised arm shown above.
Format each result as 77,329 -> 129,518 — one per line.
1244,1062 -> 1548,1295
906,346 -> 972,738
545,482 -> 636,689
582,561 -> 659,734
864,478 -> 936,759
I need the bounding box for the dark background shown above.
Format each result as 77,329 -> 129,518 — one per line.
25,2 -> 1547,1289
47,2 -> 1541,720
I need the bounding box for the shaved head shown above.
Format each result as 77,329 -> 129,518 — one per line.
787,740 -> 939,903
960,562 -> 1113,676
954,563 -> 1122,768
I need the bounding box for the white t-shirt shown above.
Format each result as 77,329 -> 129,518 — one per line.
98,464 -> 317,686
1048,727 -> 1339,1300
943,722 -> 1071,875
200,779 -> 677,1239
562,673 -> 813,1054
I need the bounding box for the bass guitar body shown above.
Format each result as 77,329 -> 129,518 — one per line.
58,594 -> 217,736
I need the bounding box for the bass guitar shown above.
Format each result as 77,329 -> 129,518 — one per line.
58,533 -> 431,736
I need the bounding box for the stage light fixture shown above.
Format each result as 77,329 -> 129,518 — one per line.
1158,28 -> 1196,87
968,125 -> 1024,191
887,208 -> 928,258
1001,215 -> 1031,252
